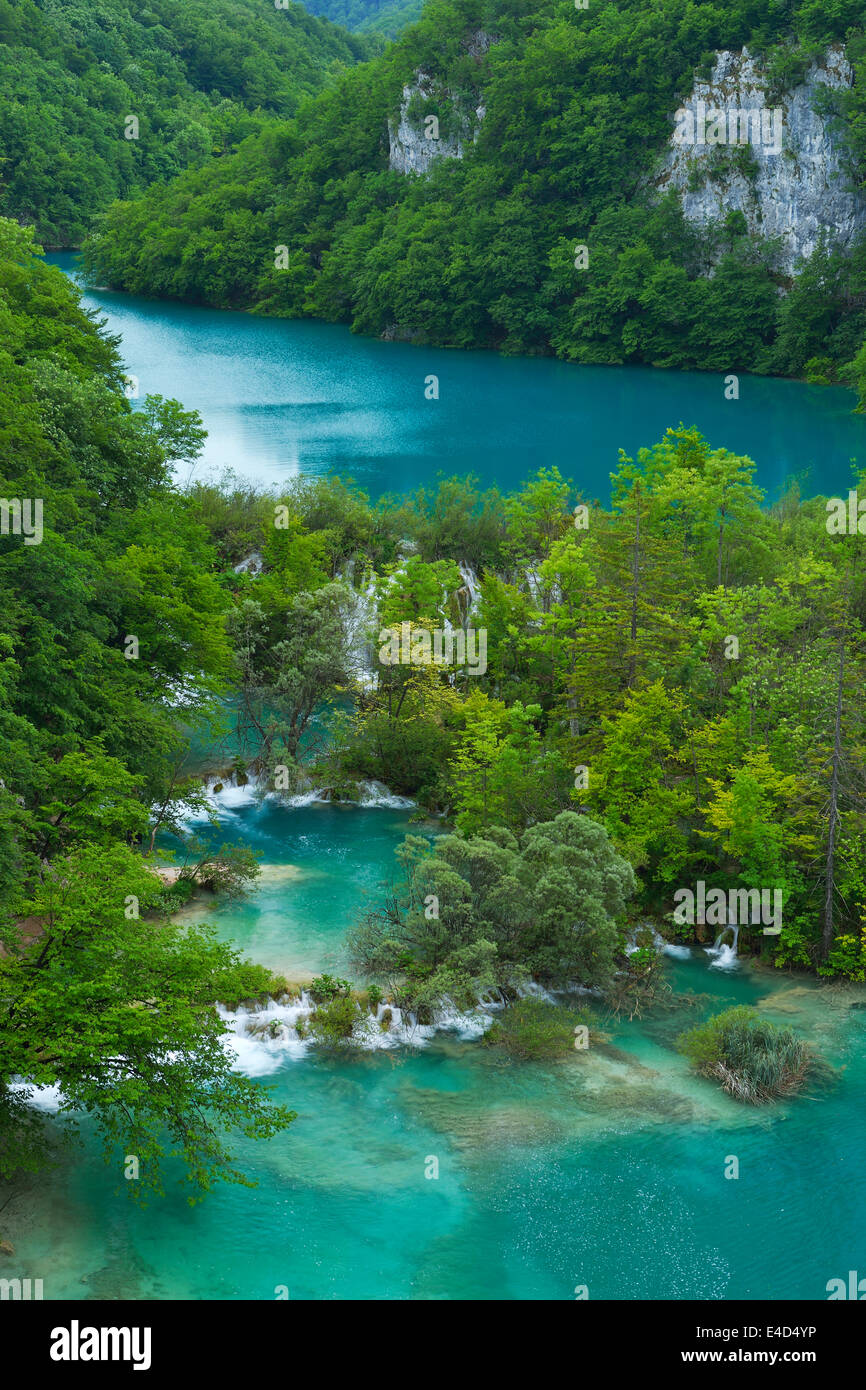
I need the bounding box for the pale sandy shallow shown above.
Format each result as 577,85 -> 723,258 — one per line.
168,864 -> 316,980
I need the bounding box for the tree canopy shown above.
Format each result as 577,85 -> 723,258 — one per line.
0,221 -> 294,1199
0,0 -> 373,244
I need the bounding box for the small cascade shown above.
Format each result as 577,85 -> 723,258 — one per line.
217,993 -> 318,1073
218,989 -> 500,1071
232,550 -> 263,576
624,924 -> 691,960
705,922 -> 739,970
176,771 -> 267,826
356,779 -> 416,809
284,779 -> 416,809
456,562 -> 481,623
339,570 -> 379,689
516,979 -> 558,1003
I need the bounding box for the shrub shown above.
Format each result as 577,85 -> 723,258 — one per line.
605,929 -> 673,1019
818,928 -> 866,982
677,1005 -> 814,1103
309,995 -> 360,1046
309,974 -> 352,1002
483,998 -> 595,1061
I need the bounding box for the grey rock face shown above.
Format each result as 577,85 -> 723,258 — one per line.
655,45 -> 866,275
388,76 -> 463,174
388,75 -> 485,175
387,32 -> 492,176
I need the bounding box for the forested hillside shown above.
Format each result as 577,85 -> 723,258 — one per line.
0,0 -> 373,244
82,0 -> 866,381
299,0 -> 422,38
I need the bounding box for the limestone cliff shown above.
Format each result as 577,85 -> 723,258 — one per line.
655,45 -> 866,275
387,31 -> 493,176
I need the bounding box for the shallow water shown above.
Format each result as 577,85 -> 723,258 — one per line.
169,791 -> 424,979
8,838 -> 866,1302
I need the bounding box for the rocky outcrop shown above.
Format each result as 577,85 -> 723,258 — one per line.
387,31 -> 493,176
655,44 -> 866,275
388,75 -> 485,175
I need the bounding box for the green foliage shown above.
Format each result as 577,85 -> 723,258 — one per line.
0,222 -> 293,1196
334,664 -> 458,799
308,993 -> 361,1044
178,839 -> 261,897
450,690 -> 572,834
309,973 -> 352,1000
392,475 -> 506,571
818,925 -> 866,981
0,845 -> 295,1200
299,0 -> 422,39
483,998 -> 595,1060
843,336 -> 866,411
0,0 -> 373,245
604,927 -> 676,1019
227,583 -> 353,767
178,420 -> 866,975
350,812 -> 636,994
677,1005 -> 815,1103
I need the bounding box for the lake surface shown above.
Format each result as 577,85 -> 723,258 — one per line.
9,262 -> 865,1302
50,252 -> 866,502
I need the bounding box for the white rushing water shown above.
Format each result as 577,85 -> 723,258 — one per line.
217,990 -> 500,1075
624,924 -> 692,961
705,924 -> 740,971
285,779 -> 415,809
177,773 -> 415,820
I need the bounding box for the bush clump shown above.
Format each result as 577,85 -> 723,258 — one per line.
309,974 -> 352,1003
308,995 -> 360,1046
483,998 -> 595,1061
677,1005 -> 815,1104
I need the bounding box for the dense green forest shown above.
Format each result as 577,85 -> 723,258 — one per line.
299,0 -> 422,39
82,0 -> 866,381
0,0 -> 373,244
198,427 -> 866,995
0,224 -> 294,1197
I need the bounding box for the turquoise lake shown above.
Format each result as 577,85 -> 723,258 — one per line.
10,260 -> 865,1301
51,252 -> 866,501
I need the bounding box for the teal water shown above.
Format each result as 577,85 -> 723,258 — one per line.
11,776 -> 866,1301
12,927 -> 866,1300
169,792 -> 423,979
50,252 -> 866,501
10,262 -> 865,1302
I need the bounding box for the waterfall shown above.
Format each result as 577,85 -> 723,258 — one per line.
705,922 -> 739,970
624,924 -> 691,960
456,562 -> 481,623
217,988 -> 498,1070
337,569 -> 379,688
